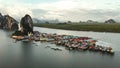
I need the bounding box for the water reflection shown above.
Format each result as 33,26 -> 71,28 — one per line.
19,42 -> 34,68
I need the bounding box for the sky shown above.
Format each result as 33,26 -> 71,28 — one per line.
0,0 -> 120,22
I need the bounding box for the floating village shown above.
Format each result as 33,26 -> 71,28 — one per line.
12,31 -> 114,55
11,14 -> 114,55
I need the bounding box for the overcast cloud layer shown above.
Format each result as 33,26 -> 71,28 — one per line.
0,0 -> 120,22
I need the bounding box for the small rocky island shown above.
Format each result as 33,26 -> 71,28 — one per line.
12,14 -> 33,36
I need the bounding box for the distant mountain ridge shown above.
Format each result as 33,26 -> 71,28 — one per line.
32,18 -> 60,23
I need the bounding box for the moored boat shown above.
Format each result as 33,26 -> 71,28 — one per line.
12,36 -> 24,40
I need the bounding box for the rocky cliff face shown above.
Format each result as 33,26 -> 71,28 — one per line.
0,13 -> 4,28
0,13 -> 19,30
20,14 -> 33,35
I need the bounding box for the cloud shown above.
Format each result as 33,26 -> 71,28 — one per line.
0,0 -> 34,19
30,0 -> 120,22
0,6 -> 33,19
0,0 -> 120,22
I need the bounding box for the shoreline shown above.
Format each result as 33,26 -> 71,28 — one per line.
34,26 -> 120,34
34,23 -> 120,33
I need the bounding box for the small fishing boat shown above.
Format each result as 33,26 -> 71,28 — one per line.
78,45 -> 88,50
40,38 -> 48,41
46,38 -> 54,42
12,36 -> 24,40
34,37 -> 40,41
22,39 -> 31,42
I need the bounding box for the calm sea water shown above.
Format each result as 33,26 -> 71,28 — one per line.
0,27 -> 120,68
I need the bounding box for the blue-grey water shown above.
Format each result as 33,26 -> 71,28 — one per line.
0,27 -> 120,68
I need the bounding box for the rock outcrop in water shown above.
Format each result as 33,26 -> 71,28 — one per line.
0,13 -> 19,30
20,14 -> 33,35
